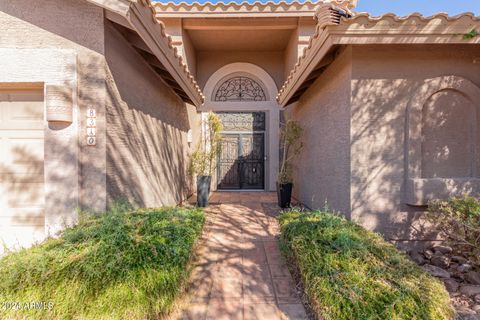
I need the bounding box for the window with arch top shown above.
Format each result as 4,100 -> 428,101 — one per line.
214,76 -> 267,102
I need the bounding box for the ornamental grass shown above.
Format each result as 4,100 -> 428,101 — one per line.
278,210 -> 454,320
0,202 -> 204,320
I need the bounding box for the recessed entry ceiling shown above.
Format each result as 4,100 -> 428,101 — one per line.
187,29 -> 294,51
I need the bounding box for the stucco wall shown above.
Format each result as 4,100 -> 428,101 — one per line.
283,17 -> 316,79
182,31 -> 197,77
287,47 -> 352,215
350,44 -> 480,240
162,18 -> 197,77
197,51 -> 284,89
0,0 -> 106,214
104,22 -> 197,207
284,30 -> 299,80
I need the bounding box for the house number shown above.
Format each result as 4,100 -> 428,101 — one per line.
87,128 -> 96,137
86,108 -> 97,146
87,118 -> 96,127
87,137 -> 96,146
87,108 -> 96,118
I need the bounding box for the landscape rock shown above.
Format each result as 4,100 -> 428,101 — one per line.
466,272 -> 480,285
454,274 -> 466,282
456,307 -> 479,320
444,279 -> 460,293
424,249 -> 434,260
460,285 -> 480,297
433,245 -> 453,254
424,264 -> 451,279
432,255 -> 451,269
409,251 -> 425,265
452,256 -> 469,264
475,294 -> 480,304
473,305 -> 480,314
459,264 -> 474,273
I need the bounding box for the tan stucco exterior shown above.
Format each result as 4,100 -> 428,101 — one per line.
104,22 -> 198,206
1,0 -> 479,250
0,0 -> 201,251
286,47 -> 352,216
350,45 -> 480,240
0,0 -> 106,234
289,44 -> 480,241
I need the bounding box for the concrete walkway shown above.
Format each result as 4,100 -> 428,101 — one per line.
182,192 -> 308,320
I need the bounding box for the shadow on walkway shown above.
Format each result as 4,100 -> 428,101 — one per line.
182,192 -> 308,320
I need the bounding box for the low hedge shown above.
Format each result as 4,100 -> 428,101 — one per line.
0,203 -> 204,320
278,210 -> 454,320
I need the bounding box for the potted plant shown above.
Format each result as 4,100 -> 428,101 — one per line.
189,112 -> 223,207
277,120 -> 303,208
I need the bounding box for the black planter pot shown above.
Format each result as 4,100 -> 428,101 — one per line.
277,182 -> 293,208
197,176 -> 212,207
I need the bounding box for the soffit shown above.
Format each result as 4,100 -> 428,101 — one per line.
86,0 -> 204,106
187,28 -> 294,51
277,9 -> 480,106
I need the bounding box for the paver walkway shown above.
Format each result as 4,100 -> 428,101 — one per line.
182,192 -> 308,320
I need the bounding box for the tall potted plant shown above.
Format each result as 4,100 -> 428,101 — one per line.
277,120 -> 303,208
189,112 -> 223,207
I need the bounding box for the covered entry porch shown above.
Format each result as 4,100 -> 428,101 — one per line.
201,62 -> 281,192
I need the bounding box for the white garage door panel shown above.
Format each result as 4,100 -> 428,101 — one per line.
0,182 -> 45,207
0,226 -> 46,249
0,88 -> 45,252
3,137 -> 44,169
0,209 -> 44,225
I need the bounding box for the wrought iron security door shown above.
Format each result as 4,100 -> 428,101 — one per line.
217,112 -> 265,190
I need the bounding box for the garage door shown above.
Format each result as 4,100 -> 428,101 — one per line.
0,88 -> 45,253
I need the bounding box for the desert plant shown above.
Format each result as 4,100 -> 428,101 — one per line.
427,195 -> 480,265
189,112 -> 223,177
278,120 -> 303,184
0,203 -> 205,319
278,209 -> 454,320
464,29 -> 479,39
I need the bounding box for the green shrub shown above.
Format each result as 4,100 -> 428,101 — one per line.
0,203 -> 204,320
427,195 -> 480,266
278,210 -> 454,320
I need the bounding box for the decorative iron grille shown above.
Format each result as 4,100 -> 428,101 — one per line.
216,112 -> 266,131
214,77 -> 267,102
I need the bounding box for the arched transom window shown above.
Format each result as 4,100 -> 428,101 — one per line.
214,76 -> 267,102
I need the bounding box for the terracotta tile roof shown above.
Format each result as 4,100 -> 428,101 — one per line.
143,2 -> 204,101
277,9 -> 480,105
87,0 -> 204,105
154,0 -> 357,17
276,3 -> 345,104
137,0 -> 204,105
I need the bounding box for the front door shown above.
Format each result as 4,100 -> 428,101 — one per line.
217,112 -> 265,190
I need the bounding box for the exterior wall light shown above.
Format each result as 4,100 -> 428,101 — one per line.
45,84 -> 73,123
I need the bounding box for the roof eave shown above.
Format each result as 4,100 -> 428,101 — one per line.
277,30 -> 334,107
278,13 -> 480,107
154,1 -> 325,18
155,12 -> 319,18
86,0 -> 134,18
128,1 -> 204,106
87,0 -> 204,106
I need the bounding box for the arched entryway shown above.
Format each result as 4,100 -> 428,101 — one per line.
201,63 -> 280,191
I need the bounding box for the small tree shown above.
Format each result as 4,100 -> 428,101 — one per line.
278,120 -> 303,184
189,112 -> 223,177
427,195 -> 480,265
